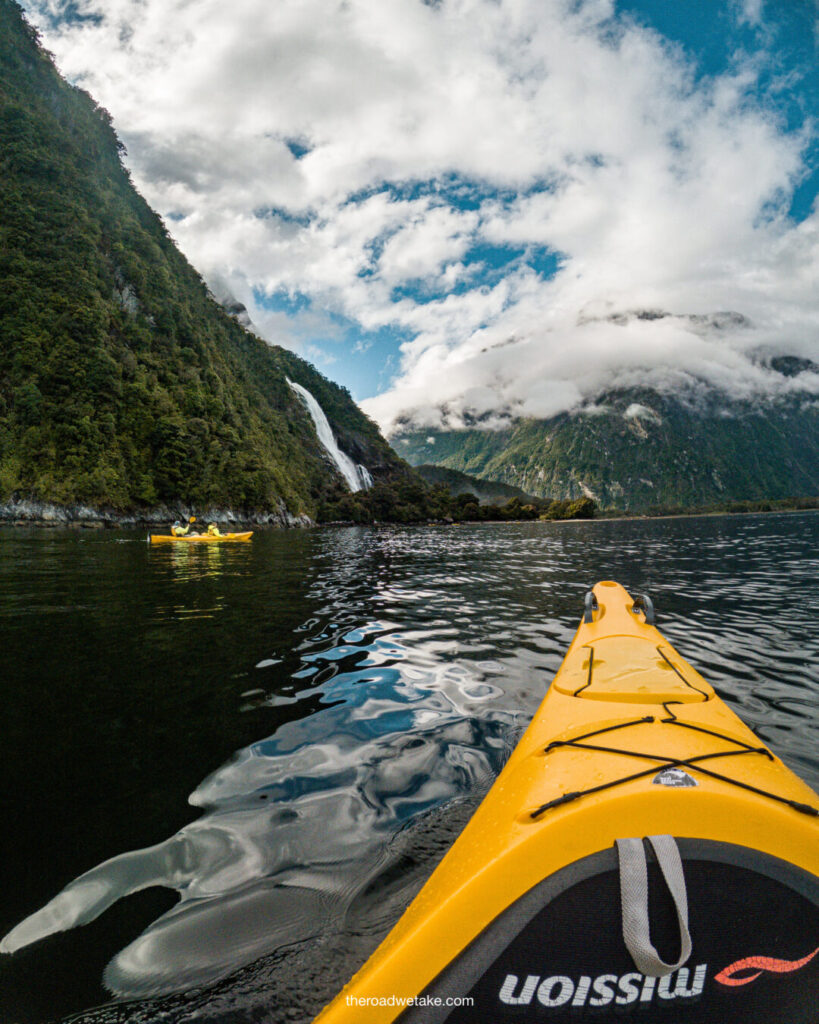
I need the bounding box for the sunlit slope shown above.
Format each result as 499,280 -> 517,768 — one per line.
0,0 -> 409,515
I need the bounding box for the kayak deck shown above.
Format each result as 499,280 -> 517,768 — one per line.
315,581 -> 819,1023
148,531 -> 253,544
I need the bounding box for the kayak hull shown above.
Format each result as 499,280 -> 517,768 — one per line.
315,581 -> 819,1023
148,532 -> 253,544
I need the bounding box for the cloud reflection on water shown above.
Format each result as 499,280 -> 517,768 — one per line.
1,617 -> 518,998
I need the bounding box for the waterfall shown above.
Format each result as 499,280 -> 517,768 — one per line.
288,379 -> 372,492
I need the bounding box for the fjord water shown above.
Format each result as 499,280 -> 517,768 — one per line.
0,514 -> 817,1023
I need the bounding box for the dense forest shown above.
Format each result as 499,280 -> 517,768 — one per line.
0,0 -> 417,521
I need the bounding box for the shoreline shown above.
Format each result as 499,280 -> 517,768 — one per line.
2,501 -> 816,530
0,499 -> 314,530
549,505 -> 819,525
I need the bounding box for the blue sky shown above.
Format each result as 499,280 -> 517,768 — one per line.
618,0 -> 819,220
24,0 -> 819,427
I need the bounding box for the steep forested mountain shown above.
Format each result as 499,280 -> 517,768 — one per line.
395,380 -> 819,512
0,0 -> 412,520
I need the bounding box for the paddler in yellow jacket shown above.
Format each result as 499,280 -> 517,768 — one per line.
171,516 -> 199,536
206,522 -> 222,537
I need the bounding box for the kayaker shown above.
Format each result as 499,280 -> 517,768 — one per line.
206,523 -> 222,537
171,517 -> 199,536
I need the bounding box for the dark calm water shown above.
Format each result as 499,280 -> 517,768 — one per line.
0,514 -> 817,1024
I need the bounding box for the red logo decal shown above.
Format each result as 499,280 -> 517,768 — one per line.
715,946 -> 819,987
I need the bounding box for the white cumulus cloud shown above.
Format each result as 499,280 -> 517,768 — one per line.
22,0 -> 819,430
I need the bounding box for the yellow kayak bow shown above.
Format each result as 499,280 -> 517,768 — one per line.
316,581 -> 819,1024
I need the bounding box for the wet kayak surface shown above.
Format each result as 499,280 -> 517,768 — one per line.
0,512 -> 817,1022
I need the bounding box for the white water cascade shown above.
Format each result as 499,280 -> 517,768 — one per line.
287,379 -> 372,492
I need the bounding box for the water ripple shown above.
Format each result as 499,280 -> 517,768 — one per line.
0,514 -> 816,1023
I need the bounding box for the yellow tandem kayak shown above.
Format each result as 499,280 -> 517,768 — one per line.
316,580 -> 819,1023
148,531 -> 253,544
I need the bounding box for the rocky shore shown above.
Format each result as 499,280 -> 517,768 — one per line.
0,499 -> 314,529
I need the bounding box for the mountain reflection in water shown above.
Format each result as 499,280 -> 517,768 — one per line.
0,515 -> 816,1022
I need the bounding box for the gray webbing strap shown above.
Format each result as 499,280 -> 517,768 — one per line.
616,835 -> 692,976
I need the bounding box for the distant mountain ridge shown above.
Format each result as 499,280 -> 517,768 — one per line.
414,464 -> 541,505
0,0 -> 415,520
394,380 -> 819,511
